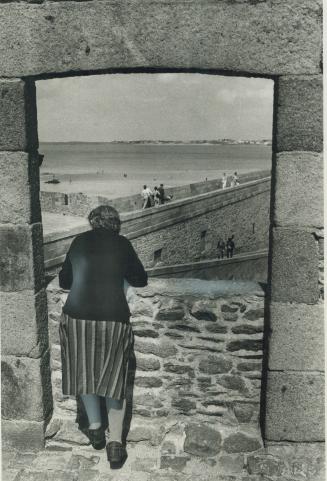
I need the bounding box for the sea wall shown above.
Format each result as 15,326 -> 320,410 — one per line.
40,170 -> 271,217
43,176 -> 271,273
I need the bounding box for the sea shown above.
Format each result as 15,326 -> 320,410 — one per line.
40,142 -> 272,199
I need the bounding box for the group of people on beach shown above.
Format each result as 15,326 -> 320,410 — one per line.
217,235 -> 235,259
141,184 -> 173,209
222,172 -> 240,189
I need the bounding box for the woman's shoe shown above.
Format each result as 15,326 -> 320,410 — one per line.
106,441 -> 127,469
87,426 -> 106,450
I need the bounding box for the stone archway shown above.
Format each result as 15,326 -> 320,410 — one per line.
0,0 -> 323,461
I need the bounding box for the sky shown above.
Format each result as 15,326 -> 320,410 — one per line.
36,73 -> 273,142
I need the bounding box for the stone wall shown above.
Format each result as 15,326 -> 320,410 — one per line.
47,277 -> 266,475
40,170 -> 271,217
130,179 -> 270,268
43,176 -> 271,272
43,277 -> 325,480
147,250 -> 268,283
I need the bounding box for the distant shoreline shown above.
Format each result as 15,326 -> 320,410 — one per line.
40,139 -> 272,146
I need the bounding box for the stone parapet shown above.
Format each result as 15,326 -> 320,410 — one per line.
46,277 -> 266,474
40,169 -> 271,217
42,175 -> 271,272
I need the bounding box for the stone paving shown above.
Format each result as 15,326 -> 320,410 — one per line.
2,437 -> 325,481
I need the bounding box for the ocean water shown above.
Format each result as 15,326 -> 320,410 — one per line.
40,142 -> 272,198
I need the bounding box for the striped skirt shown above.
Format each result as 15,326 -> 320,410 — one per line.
59,312 -> 134,400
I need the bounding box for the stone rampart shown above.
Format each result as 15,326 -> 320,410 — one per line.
40,169 -> 270,217
43,176 -> 271,272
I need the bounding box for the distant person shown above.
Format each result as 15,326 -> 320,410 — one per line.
158,184 -> 165,204
153,186 -> 161,207
222,173 -> 227,189
226,235 -> 235,258
231,172 -> 239,188
141,185 -> 152,209
217,238 -> 226,259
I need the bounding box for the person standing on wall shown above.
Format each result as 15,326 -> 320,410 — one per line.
222,173 -> 227,189
141,185 -> 153,209
217,237 -> 226,259
153,186 -> 161,207
58,205 -> 148,469
158,183 -> 165,204
226,235 -> 235,258
231,172 -> 239,188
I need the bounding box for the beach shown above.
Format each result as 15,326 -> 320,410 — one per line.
40,142 -> 272,199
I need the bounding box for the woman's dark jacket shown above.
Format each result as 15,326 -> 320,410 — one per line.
58,228 -> 148,322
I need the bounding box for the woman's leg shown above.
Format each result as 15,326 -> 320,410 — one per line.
106,397 -> 126,443
80,394 -> 102,430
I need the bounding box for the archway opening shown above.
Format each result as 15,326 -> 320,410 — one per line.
36,72 -> 274,470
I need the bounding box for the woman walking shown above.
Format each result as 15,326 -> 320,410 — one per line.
58,205 -> 147,468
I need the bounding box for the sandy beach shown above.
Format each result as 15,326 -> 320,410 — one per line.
40,142 -> 272,199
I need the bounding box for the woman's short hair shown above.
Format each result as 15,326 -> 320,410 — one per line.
88,205 -> 121,233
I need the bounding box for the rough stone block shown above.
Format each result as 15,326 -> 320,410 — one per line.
1,289 -> 49,357
233,402 -> 255,423
243,308 -> 264,321
0,1 -> 322,77
136,355 -> 160,371
274,152 -> 323,227
134,338 -> 177,358
247,454 -> 285,476
227,339 -> 263,351
2,419 -> 45,451
218,374 -> 248,394
1,352 -> 52,422
0,79 -> 38,151
222,432 -> 262,453
184,423 -> 222,457
191,300 -> 217,321
134,376 -> 163,388
270,227 -> 320,303
0,152 -> 41,224
268,301 -> 324,371
265,371 -> 325,441
275,75 -> 323,152
160,455 -> 190,471
0,223 -> 44,292
198,354 -> 232,374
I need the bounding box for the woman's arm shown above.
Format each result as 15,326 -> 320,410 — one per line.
124,240 -> 148,287
58,253 -> 73,290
